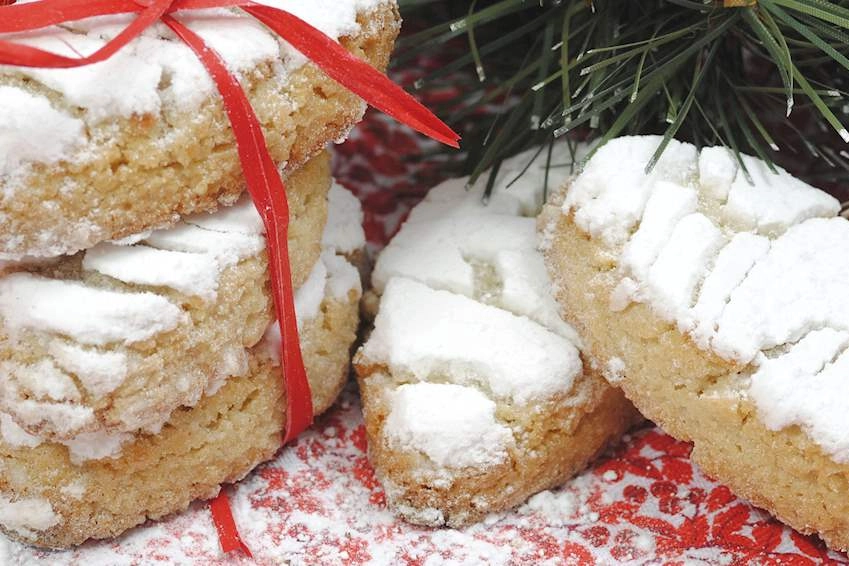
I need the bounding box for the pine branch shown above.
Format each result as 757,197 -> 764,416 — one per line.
398,0 -> 849,188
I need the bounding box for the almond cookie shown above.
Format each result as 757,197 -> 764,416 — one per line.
541,135 -> 849,551
0,152 -> 331,450
0,0 -> 398,260
356,145 -> 640,528
0,183 -> 365,549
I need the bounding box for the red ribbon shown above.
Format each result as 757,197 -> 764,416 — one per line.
0,0 -> 459,556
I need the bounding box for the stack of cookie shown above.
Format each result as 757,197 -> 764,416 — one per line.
0,0 -> 397,548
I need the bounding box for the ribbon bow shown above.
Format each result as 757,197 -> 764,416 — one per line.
0,0 -> 459,556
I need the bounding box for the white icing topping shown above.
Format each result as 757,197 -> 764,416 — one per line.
697,146 -> 737,202
323,182 -> 366,254
690,233 -> 770,348
0,273 -> 185,346
713,218 -> 849,361
186,194 -> 266,235
384,383 -> 514,469
322,251 -> 362,300
619,181 -> 698,280
721,154 -> 839,235
645,213 -> 725,326
362,278 -> 580,404
262,183 -> 364,365
0,495 -> 60,538
0,394 -> 94,438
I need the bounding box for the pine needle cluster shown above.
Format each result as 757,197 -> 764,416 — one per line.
397,0 -> 849,194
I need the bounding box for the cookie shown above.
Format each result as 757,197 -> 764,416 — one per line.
0,182 -> 365,549
541,135 -> 849,550
0,152 -> 331,449
0,0 -> 398,260
355,145 -> 640,528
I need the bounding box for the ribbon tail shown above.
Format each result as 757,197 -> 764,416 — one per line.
244,5 -> 460,149
165,13 -> 314,556
210,492 -> 253,557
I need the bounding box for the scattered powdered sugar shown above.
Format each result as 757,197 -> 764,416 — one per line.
384,383 -> 514,470
362,277 -> 581,404
0,389 -> 831,565
520,490 -> 578,526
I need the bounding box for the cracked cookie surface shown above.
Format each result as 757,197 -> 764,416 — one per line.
541,135 -> 849,551
0,1 -> 398,260
356,145 -> 639,527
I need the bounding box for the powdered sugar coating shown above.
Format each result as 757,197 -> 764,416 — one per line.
558,135 -> 849,462
323,182 -> 366,254
0,495 -> 60,540
0,273 -> 185,347
373,143 -> 585,341
362,145 -> 590,495
385,383 -> 514,469
0,87 -> 85,183
364,278 -> 580,404
0,179 -> 357,456
0,0 -> 385,178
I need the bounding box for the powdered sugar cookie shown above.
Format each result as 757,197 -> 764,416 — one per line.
356,145 -> 640,527
0,152 -> 332,449
541,135 -> 849,550
0,179 -> 365,549
0,0 -> 398,260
